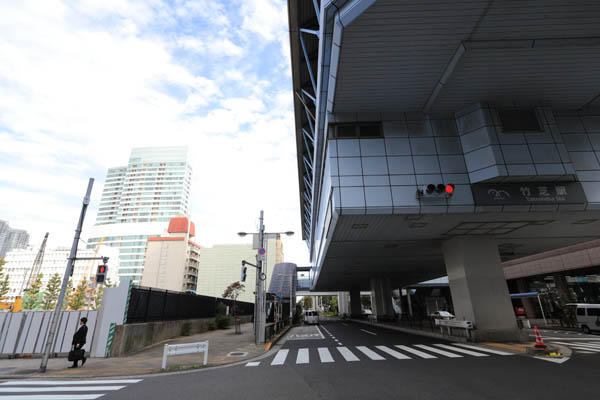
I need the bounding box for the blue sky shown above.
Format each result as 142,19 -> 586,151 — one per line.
0,0 -> 309,264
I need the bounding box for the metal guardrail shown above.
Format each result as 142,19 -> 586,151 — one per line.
435,319 -> 474,338
161,341 -> 208,370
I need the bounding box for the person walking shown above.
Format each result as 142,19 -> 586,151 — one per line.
69,317 -> 88,368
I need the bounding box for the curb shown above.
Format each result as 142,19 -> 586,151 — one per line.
265,325 -> 293,351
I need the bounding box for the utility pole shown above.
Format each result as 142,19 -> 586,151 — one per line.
39,178 -> 94,373
257,210 -> 265,344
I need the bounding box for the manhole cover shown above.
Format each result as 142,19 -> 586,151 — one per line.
227,352 -> 248,357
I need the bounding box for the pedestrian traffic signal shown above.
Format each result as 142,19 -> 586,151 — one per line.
96,264 -> 107,284
417,184 -> 455,198
241,264 -> 247,282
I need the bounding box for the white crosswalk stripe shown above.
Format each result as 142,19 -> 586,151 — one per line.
452,343 -> 514,356
551,342 -> 600,352
297,348 -> 310,364
0,379 -> 142,400
337,346 -> 360,362
271,349 -> 289,365
246,343 -> 515,367
433,344 -> 488,357
414,344 -> 463,358
395,345 -> 437,359
356,346 -> 385,360
318,347 -> 334,363
375,346 -> 411,360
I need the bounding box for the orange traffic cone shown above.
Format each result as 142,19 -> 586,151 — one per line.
533,325 -> 547,349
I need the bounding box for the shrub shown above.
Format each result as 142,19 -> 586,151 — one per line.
215,314 -> 232,329
208,321 -> 217,331
181,321 -> 192,336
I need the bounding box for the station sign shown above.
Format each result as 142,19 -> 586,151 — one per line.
472,182 -> 586,205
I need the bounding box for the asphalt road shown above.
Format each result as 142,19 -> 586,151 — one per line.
2,320 -> 599,400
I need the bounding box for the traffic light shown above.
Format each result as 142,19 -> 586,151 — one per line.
418,184 -> 455,198
241,264 -> 247,282
96,264 -> 107,284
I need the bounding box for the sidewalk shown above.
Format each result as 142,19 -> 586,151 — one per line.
0,322 -> 265,378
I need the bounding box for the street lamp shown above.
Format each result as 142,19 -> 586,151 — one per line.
238,211 -> 294,344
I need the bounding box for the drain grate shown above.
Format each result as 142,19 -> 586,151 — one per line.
227,351 -> 248,357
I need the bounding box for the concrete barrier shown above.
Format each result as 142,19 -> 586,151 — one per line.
109,315 -> 252,357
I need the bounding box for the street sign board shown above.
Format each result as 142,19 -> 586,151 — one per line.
258,248 -> 266,255
471,182 -> 586,206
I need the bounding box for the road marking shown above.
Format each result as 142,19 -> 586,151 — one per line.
395,345 -> 437,359
0,380 -> 142,386
0,396 -> 103,400
577,351 -> 595,354
318,347 -> 335,363
337,346 -> 360,362
375,345 -> 411,360
342,323 -> 349,326
534,337 -> 600,341
356,346 -> 385,360
271,349 -> 289,365
415,344 -> 463,358
360,329 -> 377,336
434,344 -> 488,357
315,325 -> 325,339
551,342 -> 600,352
452,343 -> 514,356
0,387 -> 125,393
574,342 -> 600,348
297,348 -> 310,364
245,361 -> 260,367
534,356 -> 570,364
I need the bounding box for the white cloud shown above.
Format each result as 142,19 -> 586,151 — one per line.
0,0 -> 310,265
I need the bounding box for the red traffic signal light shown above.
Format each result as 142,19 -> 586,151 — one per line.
445,184 -> 455,194
97,265 -> 106,274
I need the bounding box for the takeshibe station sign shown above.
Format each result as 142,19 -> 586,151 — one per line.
472,182 -> 587,205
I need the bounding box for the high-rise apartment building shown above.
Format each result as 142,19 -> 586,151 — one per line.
0,220 -> 29,258
141,216 -> 200,292
87,147 -> 192,284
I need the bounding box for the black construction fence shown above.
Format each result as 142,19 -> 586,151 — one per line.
126,286 -> 255,324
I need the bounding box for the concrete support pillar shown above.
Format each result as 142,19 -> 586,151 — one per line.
370,277 -> 395,321
337,292 -> 349,316
350,288 -> 361,318
442,236 -> 521,342
516,278 -> 537,318
554,273 -> 574,302
406,289 -> 413,317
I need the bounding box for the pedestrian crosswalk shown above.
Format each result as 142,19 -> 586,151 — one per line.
0,379 -> 142,399
550,341 -> 600,354
245,343 -> 513,367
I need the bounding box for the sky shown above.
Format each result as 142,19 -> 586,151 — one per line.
0,0 -> 310,265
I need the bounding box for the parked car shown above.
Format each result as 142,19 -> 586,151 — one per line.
429,311 -> 454,320
304,310 -> 319,325
566,303 -> 600,334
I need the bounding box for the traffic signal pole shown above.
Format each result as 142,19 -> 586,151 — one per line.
40,178 -> 94,373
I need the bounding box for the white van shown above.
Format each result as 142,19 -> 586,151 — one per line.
304,310 -> 319,325
567,303 -> 600,334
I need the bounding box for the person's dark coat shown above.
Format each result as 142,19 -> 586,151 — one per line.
72,324 -> 88,347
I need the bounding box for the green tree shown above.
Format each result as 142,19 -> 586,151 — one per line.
361,295 -> 372,311
42,273 -> 61,310
222,281 -> 245,316
22,274 -> 44,310
0,258 -> 10,299
68,279 -> 88,310
62,278 -> 73,310
302,296 -> 313,310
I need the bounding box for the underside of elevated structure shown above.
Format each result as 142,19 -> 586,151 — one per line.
288,0 -> 600,339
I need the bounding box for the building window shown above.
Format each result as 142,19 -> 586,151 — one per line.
329,123 -> 383,139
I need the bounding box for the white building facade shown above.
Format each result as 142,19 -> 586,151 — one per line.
0,220 -> 29,258
3,246 -> 118,303
87,147 -> 192,284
